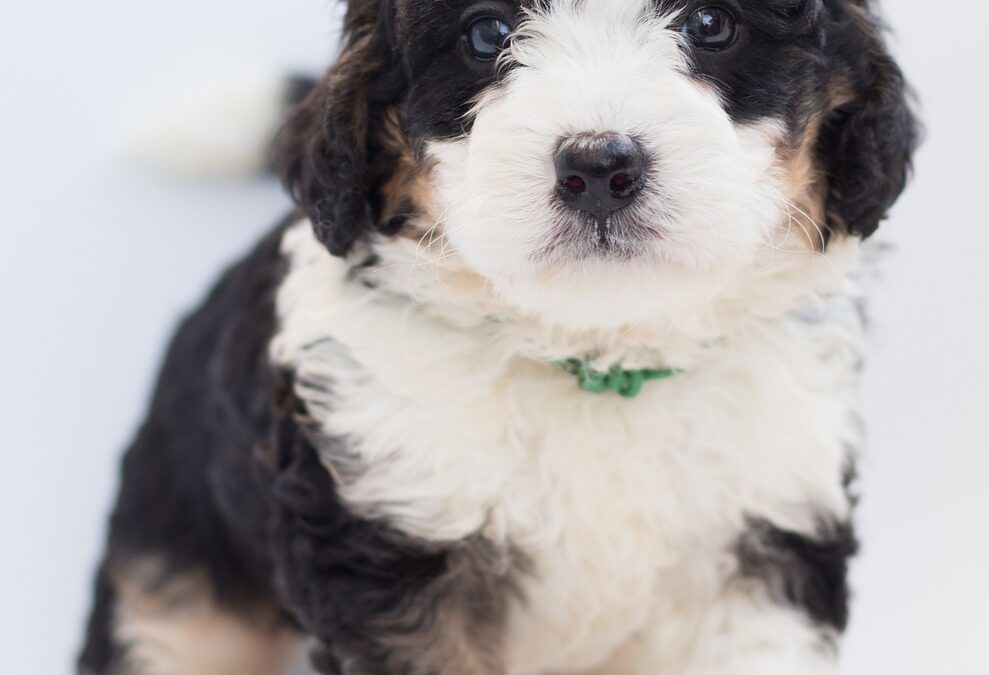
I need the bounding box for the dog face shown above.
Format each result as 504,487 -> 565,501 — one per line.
279,0 -> 916,329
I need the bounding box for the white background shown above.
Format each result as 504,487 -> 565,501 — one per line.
1,2 -> 986,673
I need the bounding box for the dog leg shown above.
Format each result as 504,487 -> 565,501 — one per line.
79,557 -> 301,675
263,380 -> 513,675
682,593 -> 842,675
591,585 -> 842,675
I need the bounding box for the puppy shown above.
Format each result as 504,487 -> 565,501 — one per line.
79,1 -> 917,673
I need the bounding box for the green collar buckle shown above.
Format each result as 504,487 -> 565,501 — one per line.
553,357 -> 682,399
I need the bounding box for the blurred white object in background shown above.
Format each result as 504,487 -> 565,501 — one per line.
121,71 -> 290,179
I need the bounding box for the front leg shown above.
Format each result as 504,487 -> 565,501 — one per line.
679,593 -> 844,675
262,377 -> 513,675
597,520 -> 856,675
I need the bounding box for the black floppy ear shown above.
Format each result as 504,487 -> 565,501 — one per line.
277,0 -> 404,257
818,4 -> 919,239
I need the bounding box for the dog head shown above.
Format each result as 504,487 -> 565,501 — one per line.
278,0 -> 916,331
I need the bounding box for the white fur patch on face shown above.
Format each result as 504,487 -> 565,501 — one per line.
428,0 -> 790,331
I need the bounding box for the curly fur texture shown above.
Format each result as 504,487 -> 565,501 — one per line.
80,1 -> 916,674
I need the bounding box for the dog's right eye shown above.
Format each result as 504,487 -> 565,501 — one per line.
465,17 -> 512,61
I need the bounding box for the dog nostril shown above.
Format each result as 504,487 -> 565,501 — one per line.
562,175 -> 587,195
610,173 -> 632,193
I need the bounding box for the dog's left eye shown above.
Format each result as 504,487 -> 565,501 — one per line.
682,6 -> 738,51
465,17 -> 512,61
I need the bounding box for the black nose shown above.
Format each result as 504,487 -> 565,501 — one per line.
555,133 -> 645,221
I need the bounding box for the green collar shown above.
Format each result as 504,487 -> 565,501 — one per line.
554,357 -> 682,398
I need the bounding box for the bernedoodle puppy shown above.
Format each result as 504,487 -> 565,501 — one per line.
79,1 -> 917,673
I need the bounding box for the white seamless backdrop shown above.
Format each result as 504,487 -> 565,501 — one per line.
0,2 -> 986,674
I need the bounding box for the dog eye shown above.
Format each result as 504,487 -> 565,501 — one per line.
682,6 -> 738,51
465,17 -> 512,61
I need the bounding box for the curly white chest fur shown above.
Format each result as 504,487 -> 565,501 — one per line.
271,222 -> 864,674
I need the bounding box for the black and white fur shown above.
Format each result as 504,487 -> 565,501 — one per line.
80,1 -> 917,673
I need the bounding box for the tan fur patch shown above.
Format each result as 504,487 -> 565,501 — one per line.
377,106 -> 443,238
776,82 -> 855,252
778,125 -> 829,252
111,561 -> 301,675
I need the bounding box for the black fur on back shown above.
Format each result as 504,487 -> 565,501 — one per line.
78,220 -> 292,672
78,215 -> 512,674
